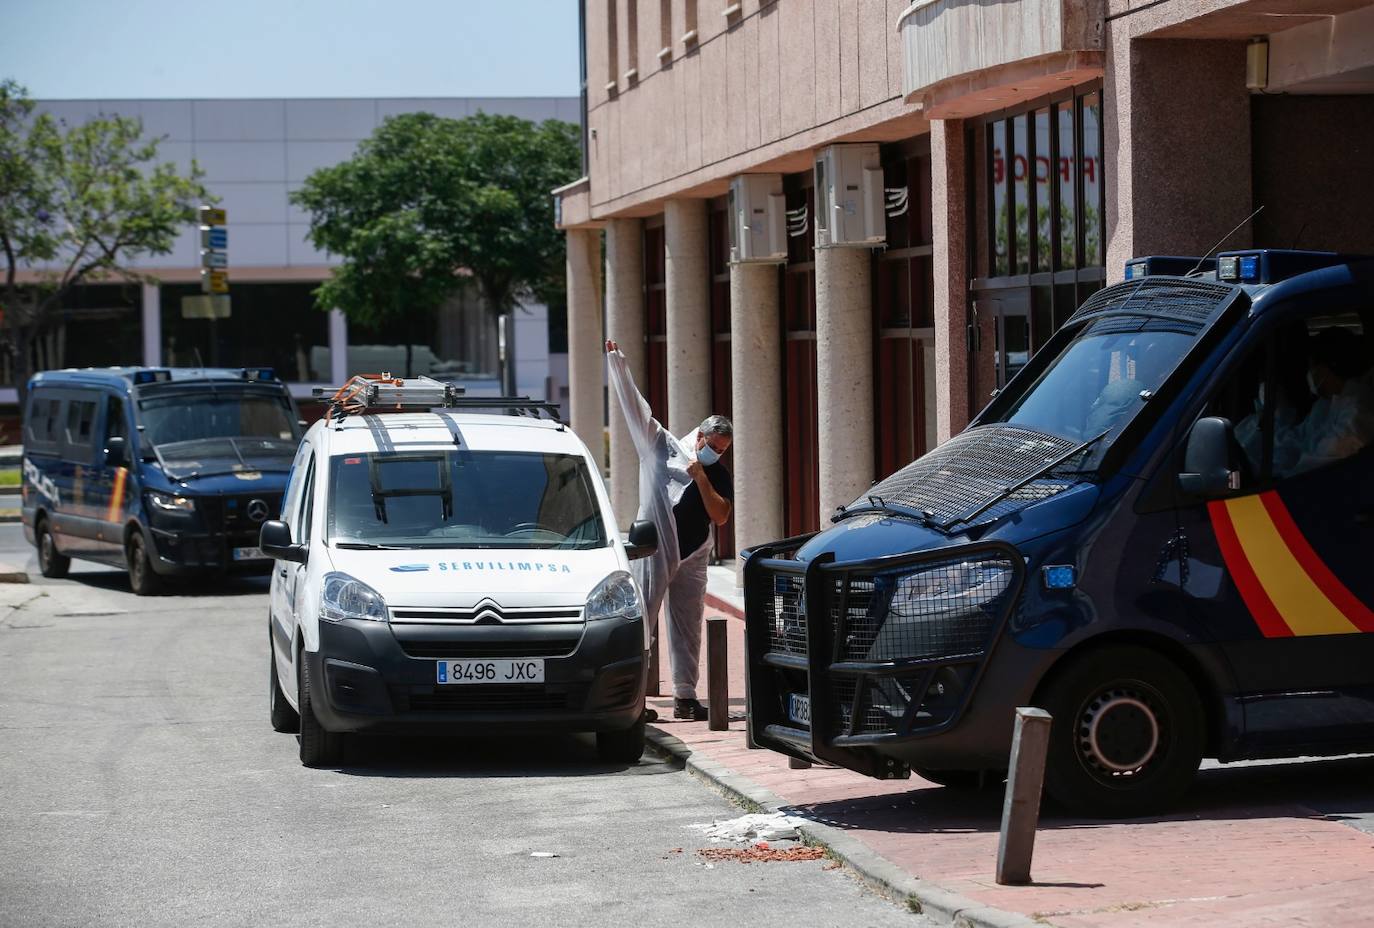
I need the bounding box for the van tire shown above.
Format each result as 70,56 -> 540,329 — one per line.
125,531 -> 163,596
298,658 -> 344,767
1040,645 -> 1203,818
269,631 -> 300,733
596,716 -> 647,764
36,519 -> 70,579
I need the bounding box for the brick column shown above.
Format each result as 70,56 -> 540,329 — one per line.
664,199 -> 711,435
565,227 -> 605,464
931,118 -> 970,444
815,245 -> 874,523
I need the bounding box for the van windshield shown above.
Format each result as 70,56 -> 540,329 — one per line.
138,390 -> 300,475
327,450 -> 608,550
989,327 -> 1195,464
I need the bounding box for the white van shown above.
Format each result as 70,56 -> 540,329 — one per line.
261,377 -> 658,767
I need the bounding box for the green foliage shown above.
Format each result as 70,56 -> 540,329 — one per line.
0,79 -> 208,398
290,111 -> 581,327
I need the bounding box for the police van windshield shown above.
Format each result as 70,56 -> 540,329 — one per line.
989,327 -> 1194,465
327,451 -> 608,550
138,390 -> 299,472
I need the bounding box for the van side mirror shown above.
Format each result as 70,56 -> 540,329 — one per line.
104,436 -> 127,467
260,519 -> 307,564
625,520 -> 658,561
1179,417 -> 1238,497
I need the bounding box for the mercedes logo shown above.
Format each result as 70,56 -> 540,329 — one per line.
246,499 -> 270,523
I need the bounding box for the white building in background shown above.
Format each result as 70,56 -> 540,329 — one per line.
17,96 -> 580,412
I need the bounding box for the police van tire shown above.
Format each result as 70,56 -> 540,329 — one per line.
298,659 -> 344,767
36,519 -> 70,579
269,634 -> 300,734
125,532 -> 163,596
1040,645 -> 1203,818
596,716 -> 647,764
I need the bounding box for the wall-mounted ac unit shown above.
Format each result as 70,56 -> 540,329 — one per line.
727,174 -> 786,264
814,143 -> 885,248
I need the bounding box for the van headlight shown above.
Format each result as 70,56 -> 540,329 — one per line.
148,490 -> 195,512
320,572 -> 389,623
585,570 -> 642,622
888,560 -> 1013,615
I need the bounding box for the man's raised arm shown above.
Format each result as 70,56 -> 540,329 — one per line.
605,339 -> 662,461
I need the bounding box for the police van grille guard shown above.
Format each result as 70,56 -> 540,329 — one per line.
744,540 -> 1025,772
853,425 -> 1079,527
1067,276 -> 1237,335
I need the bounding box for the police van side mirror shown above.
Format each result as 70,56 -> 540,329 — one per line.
104,436 -> 127,467
260,519 -> 307,564
1179,417 -> 1238,497
625,520 -> 658,561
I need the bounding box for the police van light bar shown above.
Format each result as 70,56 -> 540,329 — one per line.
1216,255 -> 1259,282
133,369 -> 172,384
1124,256 -> 1215,280
240,367 -> 276,381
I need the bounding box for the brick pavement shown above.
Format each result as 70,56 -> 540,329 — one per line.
646,598 -> 1374,927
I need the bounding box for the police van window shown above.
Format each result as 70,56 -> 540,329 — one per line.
24,394 -> 63,453
104,396 -> 127,444
63,399 -> 98,459
1270,311 -> 1373,478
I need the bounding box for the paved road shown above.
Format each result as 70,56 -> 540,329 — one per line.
0,527 -> 928,928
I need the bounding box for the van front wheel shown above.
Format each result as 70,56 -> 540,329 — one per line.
1040,645 -> 1203,818
125,531 -> 163,596
596,716 -> 646,764
36,519 -> 70,579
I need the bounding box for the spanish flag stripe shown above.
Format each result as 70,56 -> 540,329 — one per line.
1208,499 -> 1293,638
1259,491 -> 1374,632
105,468 -> 127,524
1223,494 -> 1360,636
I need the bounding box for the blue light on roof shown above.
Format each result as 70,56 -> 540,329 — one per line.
1239,255 -> 1259,281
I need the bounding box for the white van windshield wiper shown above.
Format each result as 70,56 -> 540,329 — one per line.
334,541 -> 410,550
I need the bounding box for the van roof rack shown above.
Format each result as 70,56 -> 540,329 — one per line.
314,374 -> 564,424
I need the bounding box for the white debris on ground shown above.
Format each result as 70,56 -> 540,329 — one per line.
687,812 -> 807,844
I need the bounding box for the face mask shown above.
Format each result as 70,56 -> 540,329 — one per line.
697,443 -> 721,466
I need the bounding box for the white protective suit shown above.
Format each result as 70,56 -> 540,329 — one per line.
1274,370 -> 1374,476
606,348 -> 716,700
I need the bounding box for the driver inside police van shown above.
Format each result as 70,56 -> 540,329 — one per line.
1274,325 -> 1374,476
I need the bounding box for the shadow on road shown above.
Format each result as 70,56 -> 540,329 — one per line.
47,567 -> 270,598
791,753 -> 1374,835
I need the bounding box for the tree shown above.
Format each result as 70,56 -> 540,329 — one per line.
0,79 -> 209,407
290,111 -> 581,386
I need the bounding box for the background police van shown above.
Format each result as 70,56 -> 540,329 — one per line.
260,375 -> 657,767
22,367 -> 301,595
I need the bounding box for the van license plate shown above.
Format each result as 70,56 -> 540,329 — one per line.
437,659 -> 545,685
789,693 -> 811,727
232,546 -> 264,561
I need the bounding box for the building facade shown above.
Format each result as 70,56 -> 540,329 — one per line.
15,95 -> 580,414
555,0 -> 1374,572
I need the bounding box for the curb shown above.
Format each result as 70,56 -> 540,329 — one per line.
645,726 -> 1040,928
703,592 -> 744,619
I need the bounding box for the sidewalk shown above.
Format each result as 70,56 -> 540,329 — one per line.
646,571 -> 1374,928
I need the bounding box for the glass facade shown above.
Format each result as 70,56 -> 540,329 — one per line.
161,282 -> 331,382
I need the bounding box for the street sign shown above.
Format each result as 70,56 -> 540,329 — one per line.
200,226 -> 228,249
181,294 -> 231,319
199,207 -> 227,226
201,249 -> 228,268
201,269 -> 229,294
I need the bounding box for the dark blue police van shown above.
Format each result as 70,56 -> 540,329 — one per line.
21,368 -> 302,595
744,249 -> 1374,816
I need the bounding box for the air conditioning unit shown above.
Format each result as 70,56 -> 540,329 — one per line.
814,143 -> 885,248
727,174 -> 786,263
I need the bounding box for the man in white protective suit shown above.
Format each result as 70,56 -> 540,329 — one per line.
605,340 -> 734,721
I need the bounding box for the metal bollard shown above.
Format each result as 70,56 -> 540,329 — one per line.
788,756 -> 812,770
707,616 -> 729,730
995,707 -> 1053,886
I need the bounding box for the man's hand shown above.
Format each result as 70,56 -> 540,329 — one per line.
605,339 -> 619,353
686,459 -> 704,481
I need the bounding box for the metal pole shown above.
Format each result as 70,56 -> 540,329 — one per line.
996,706 -> 1053,886
707,616 -> 729,730
646,610 -> 661,697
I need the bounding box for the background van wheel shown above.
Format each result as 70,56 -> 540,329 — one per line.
36,519 -> 70,579
125,531 -> 163,596
596,715 -> 646,764
269,633 -> 300,733
298,658 -> 344,767
1040,645 -> 1204,818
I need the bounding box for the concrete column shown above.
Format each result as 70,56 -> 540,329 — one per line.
1106,37 -> 1252,278
565,227 -> 605,462
605,217 -> 645,531
815,245 -> 874,524
328,309 -> 348,384
931,119 -> 970,443
664,199 -> 711,434
729,261 -> 783,583
141,282 -> 161,367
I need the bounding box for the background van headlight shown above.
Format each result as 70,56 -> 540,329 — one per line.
321,572 -> 389,623
147,490 -> 195,512
585,570 -> 642,622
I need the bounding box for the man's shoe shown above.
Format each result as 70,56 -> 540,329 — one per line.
673,698 -> 708,721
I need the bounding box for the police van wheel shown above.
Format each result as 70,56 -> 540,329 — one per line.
596,716 -> 647,764
125,532 -> 163,596
1040,645 -> 1203,818
36,519 -> 70,579
298,659 -> 344,767
269,633 -> 300,734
